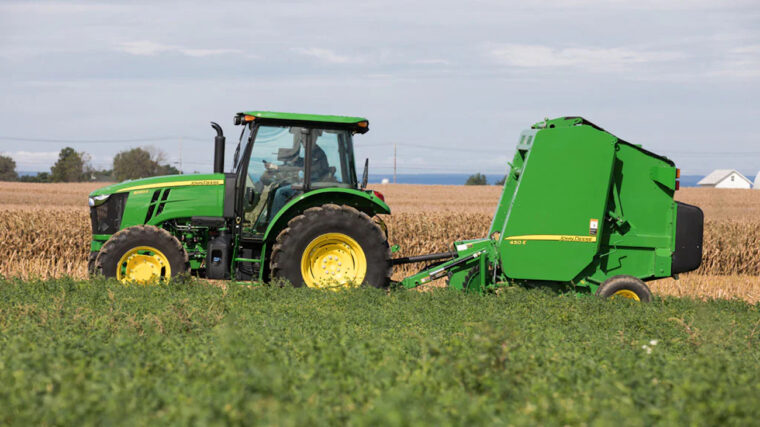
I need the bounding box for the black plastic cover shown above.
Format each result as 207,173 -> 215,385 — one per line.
191,216 -> 226,228
90,193 -> 127,234
224,173 -> 236,218
672,201 -> 704,274
206,231 -> 232,279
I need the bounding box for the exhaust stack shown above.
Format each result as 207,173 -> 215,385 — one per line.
210,122 -> 225,173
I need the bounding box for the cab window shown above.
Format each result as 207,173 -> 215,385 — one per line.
243,126 -> 306,228
311,130 -> 355,188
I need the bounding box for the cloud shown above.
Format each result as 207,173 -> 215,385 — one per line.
291,48 -> 358,64
118,41 -> 173,56
1,151 -> 59,169
411,58 -> 451,65
520,0 -> 757,10
488,44 -> 685,71
117,41 -> 240,57
181,48 -> 243,58
711,44 -> 760,78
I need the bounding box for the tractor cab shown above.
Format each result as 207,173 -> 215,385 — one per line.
231,111 -> 370,234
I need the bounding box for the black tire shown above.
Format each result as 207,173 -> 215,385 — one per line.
94,225 -> 189,282
596,275 -> 652,302
87,251 -> 98,277
447,266 -> 489,293
270,204 -> 391,288
462,267 -> 481,292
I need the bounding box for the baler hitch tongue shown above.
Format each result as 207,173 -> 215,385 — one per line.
391,251 -> 456,266
397,249 -> 489,289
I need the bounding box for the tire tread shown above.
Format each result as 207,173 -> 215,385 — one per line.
270,204 -> 391,287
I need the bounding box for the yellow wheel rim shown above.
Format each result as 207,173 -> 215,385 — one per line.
116,246 -> 171,284
612,289 -> 640,301
300,233 -> 367,289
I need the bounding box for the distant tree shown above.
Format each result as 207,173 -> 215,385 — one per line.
113,148 -> 151,181
0,155 -> 18,181
494,175 -> 506,186
113,147 -> 179,181
160,164 -> 180,176
465,173 -> 487,186
91,169 -> 115,182
50,147 -> 89,182
20,172 -> 51,183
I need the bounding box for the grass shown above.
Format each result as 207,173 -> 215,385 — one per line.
1,278 -> 759,425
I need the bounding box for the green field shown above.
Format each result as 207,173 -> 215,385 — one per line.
1,279 -> 759,425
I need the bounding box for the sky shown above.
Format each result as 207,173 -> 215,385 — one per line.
1,0 -> 759,176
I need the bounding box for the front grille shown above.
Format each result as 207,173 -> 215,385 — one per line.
90,193 -> 128,234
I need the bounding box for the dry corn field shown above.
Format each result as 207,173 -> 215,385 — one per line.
1,182 -> 759,302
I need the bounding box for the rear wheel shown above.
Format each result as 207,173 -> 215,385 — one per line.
94,225 -> 189,284
596,275 -> 652,302
270,204 -> 391,288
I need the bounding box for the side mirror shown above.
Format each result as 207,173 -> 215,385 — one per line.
361,158 -> 369,190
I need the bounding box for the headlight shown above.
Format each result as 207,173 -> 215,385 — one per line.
88,194 -> 110,207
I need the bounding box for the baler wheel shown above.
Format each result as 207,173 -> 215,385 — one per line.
596,275 -> 652,302
94,225 -> 189,284
446,266 -> 490,293
270,204 -> 391,289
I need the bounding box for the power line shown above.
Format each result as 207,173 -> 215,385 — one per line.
0,137 -> 498,153
0,136 -> 209,143
663,152 -> 760,157
403,143 -> 498,153
5,134 -> 760,160
357,143 -> 500,153
393,143 -> 397,184
4,134 -> 759,157
0,136 -> 174,143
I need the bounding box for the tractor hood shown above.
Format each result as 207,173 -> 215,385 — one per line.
89,173 -> 225,197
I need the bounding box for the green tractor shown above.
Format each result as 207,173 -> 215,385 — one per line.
89,111 -> 392,288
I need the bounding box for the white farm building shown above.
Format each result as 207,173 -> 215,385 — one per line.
754,172 -> 760,190
697,169 -> 752,189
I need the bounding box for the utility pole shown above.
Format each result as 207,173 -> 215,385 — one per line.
179,137 -> 183,174
393,143 -> 397,184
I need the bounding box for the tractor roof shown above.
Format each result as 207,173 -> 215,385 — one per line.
237,111 -> 370,133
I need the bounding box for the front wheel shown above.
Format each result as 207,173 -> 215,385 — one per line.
596,275 -> 652,302
94,225 -> 189,284
270,204 -> 391,289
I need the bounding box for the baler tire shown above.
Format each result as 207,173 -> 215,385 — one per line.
445,266 -> 490,293
270,204 -> 391,288
463,268 -> 479,292
596,275 -> 652,302
94,225 -> 189,283
462,267 -> 491,293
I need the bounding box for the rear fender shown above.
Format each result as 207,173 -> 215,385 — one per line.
263,188 -> 391,243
